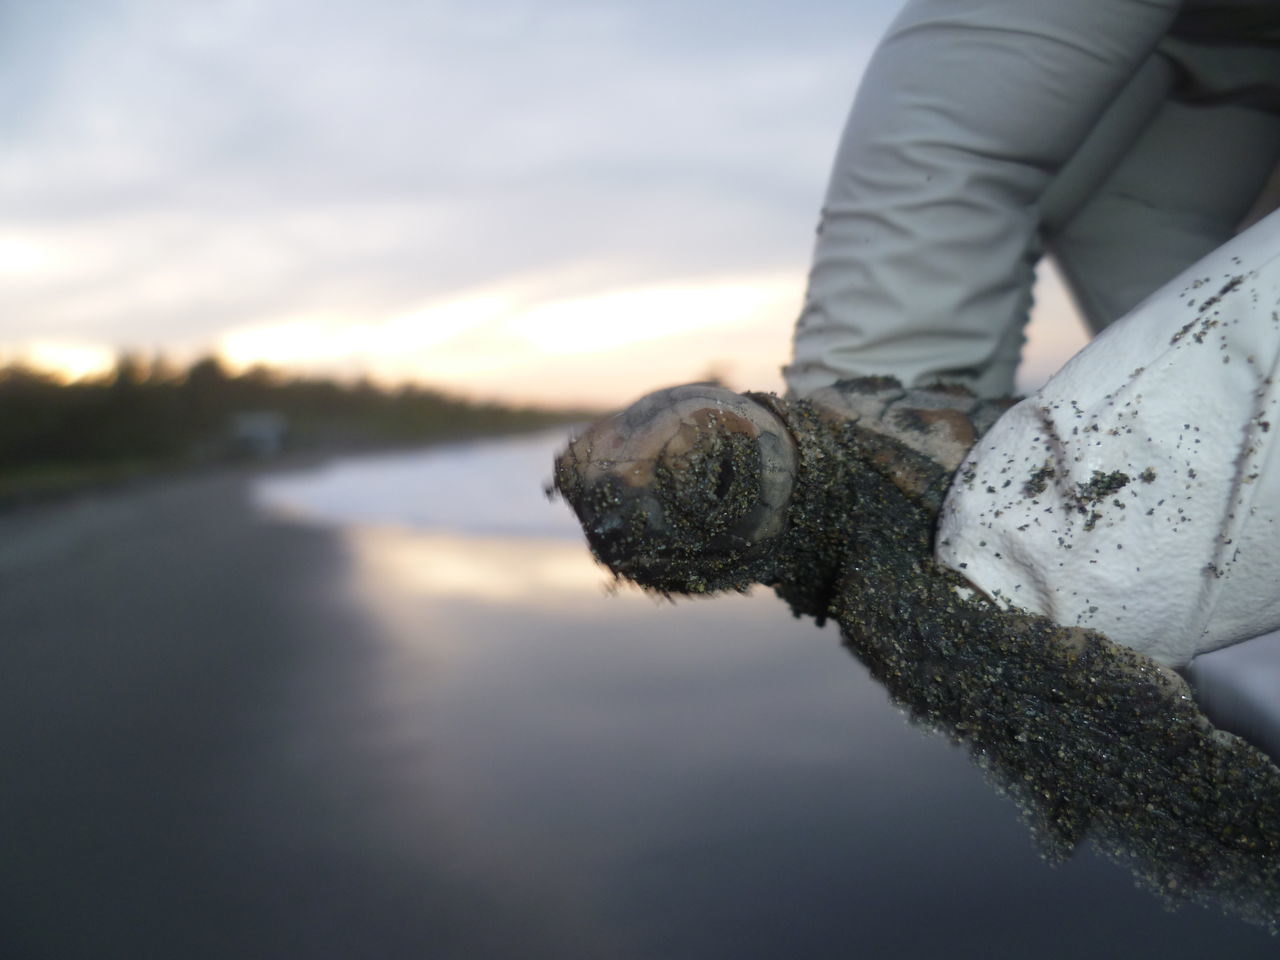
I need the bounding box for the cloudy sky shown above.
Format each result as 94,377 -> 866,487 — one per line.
0,0 -> 1087,406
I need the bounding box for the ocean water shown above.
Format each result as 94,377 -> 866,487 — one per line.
243,429 -> 1280,957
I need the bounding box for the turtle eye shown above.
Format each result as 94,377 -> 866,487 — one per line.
713,450 -> 736,502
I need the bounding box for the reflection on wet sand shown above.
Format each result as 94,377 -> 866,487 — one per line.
344,528 -> 617,604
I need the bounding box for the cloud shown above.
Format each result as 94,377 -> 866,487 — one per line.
0,0 -> 905,401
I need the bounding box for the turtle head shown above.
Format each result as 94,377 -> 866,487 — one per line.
553,384 -> 798,594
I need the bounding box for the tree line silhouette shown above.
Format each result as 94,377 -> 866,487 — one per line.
0,353 -> 593,498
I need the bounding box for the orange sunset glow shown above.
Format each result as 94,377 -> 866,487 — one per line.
7,266 -> 1088,406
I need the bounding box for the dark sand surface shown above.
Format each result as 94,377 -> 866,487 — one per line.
0,471 -> 568,959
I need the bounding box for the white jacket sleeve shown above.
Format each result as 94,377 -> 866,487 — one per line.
785,0 -> 1182,398
937,211 -> 1280,668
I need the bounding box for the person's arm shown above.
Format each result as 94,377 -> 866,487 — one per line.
785,0 -> 1181,398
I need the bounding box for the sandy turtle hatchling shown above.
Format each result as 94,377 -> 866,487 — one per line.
553,377 -> 1280,930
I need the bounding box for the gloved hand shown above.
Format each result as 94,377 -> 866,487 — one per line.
786,0 -> 1280,399
937,211 -> 1280,668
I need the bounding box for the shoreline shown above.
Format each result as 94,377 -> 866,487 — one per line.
0,419 -> 583,515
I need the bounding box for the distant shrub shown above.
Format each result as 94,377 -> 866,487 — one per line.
0,354 -> 595,475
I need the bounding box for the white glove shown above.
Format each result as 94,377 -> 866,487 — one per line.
937,211 -> 1280,668
786,0 -> 1280,399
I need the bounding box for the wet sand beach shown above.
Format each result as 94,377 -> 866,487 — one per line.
3,441 -> 1279,958
0,470 -> 571,959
